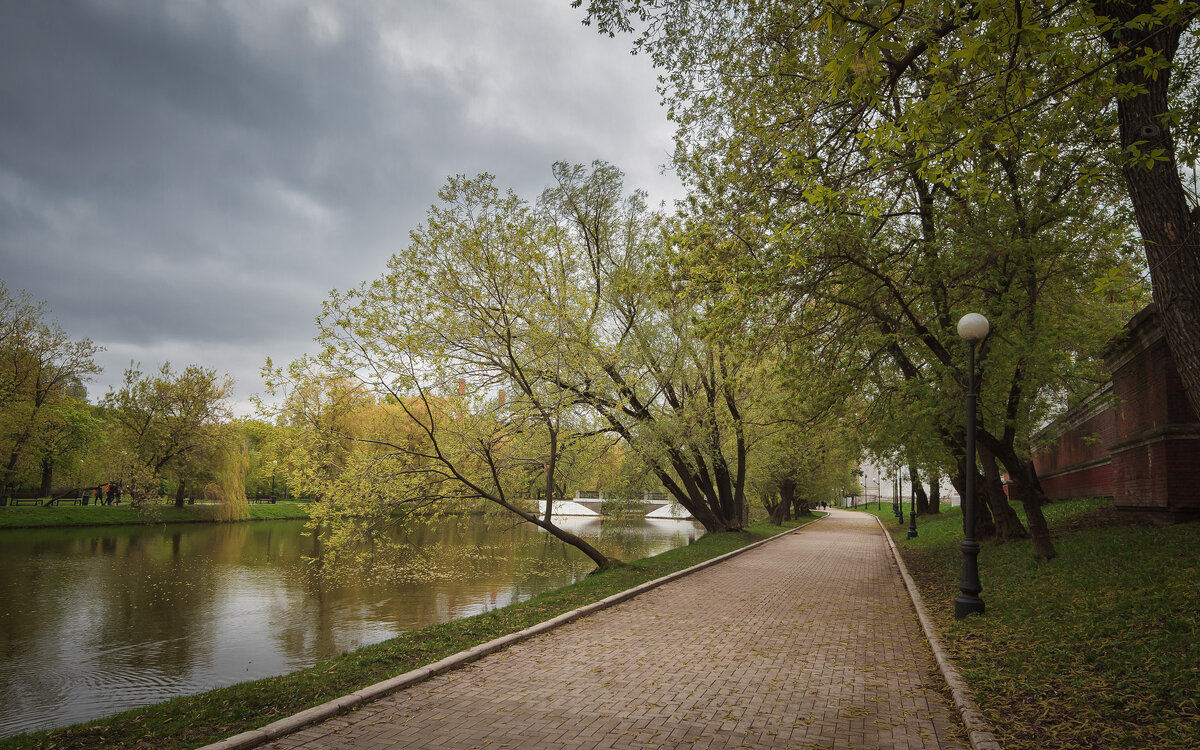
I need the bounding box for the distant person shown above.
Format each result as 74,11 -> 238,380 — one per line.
94,486 -> 102,505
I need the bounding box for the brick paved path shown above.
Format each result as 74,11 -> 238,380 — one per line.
263,510 -> 968,750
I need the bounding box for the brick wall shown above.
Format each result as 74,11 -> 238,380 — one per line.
1032,304 -> 1200,523
1033,384 -> 1116,499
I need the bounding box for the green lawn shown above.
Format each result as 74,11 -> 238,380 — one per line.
0,501 -> 310,529
862,498 -> 1199,750
0,515 -> 821,750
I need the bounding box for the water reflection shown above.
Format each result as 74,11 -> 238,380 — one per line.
0,515 -> 700,737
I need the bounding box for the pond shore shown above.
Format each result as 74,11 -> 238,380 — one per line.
0,501 -> 311,530
0,516 -> 817,750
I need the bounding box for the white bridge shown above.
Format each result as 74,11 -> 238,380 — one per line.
535,496 -> 694,519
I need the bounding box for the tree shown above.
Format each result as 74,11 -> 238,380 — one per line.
238,419 -> 291,500
538,163 -> 754,531
31,394 -> 102,497
103,363 -> 234,508
0,284 -> 101,502
269,173 -> 618,569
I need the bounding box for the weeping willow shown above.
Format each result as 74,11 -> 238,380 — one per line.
208,435 -> 250,522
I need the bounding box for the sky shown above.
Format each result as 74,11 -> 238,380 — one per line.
0,0 -> 682,414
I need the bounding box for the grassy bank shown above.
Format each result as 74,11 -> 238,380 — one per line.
0,502 -> 311,529
863,498 -> 1199,750
0,515 -> 821,750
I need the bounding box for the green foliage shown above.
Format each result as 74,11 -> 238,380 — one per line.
578,0 -> 1153,525
599,496 -> 645,516
209,433 -> 250,522
101,362 -> 234,507
0,283 -> 101,497
746,379 -> 862,515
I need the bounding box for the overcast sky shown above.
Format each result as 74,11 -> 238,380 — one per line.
0,0 -> 680,413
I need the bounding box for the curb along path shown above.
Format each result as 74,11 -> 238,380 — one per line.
253,510 -> 969,749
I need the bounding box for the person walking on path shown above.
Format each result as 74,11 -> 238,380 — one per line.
256,510 -> 968,749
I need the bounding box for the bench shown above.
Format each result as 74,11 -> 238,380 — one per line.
6,493 -> 43,506
4,490 -> 85,506
44,495 -> 83,506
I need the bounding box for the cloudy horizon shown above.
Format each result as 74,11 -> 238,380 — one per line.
0,0 -> 681,414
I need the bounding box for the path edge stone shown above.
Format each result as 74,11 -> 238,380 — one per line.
872,514 -> 1003,750
197,513 -> 830,750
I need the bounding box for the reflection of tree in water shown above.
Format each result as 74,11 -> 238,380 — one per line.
303,515 -> 541,587
0,525 -> 230,727
558,518 -> 703,564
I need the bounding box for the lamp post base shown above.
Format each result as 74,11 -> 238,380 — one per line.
955,595 -> 985,619
907,528 -> 918,539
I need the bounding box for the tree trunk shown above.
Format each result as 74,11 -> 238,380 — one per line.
1,439 -> 28,505
978,444 -> 1028,542
927,473 -> 941,514
779,478 -> 796,521
656,452 -> 746,532
909,464 -> 929,514
175,479 -> 187,508
953,461 -> 996,541
974,473 -> 997,541
530,513 -> 614,569
1094,3 -> 1200,419
769,493 -> 789,525
543,427 -> 558,525
993,449 -> 1059,561
40,456 -> 53,498
1006,475 -> 1058,561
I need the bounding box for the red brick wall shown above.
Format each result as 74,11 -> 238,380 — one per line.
1033,304 -> 1200,522
1037,461 -> 1114,500
1032,386 -> 1116,499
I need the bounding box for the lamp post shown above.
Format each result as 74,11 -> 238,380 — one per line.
907,471 -> 919,539
956,313 -> 989,619
895,471 -> 904,524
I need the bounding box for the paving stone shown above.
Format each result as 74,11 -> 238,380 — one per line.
260,511 -> 969,749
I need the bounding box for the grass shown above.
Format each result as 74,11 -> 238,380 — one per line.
0,502 -> 310,529
0,515 -> 821,750
860,498 -> 1200,750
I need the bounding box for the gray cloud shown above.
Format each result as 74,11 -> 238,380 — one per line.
0,0 -> 679,411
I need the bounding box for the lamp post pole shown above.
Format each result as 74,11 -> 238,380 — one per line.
956,313 -> 988,619
891,474 -> 897,518
907,471 -> 919,539
896,470 -> 904,524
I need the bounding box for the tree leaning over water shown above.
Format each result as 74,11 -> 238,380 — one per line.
269,170 -> 619,569
268,163 -> 759,570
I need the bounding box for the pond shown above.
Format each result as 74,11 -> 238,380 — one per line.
0,514 -> 702,738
